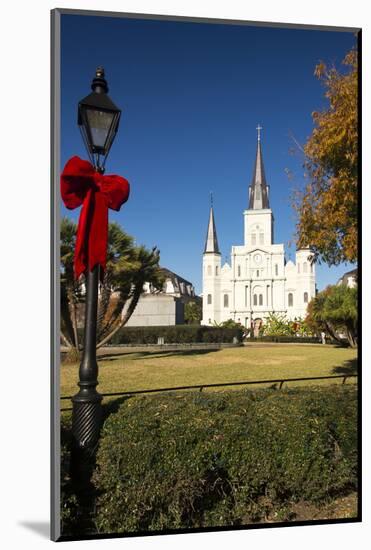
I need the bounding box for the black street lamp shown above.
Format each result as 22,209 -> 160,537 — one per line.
70,67 -> 121,487
78,66 -> 121,172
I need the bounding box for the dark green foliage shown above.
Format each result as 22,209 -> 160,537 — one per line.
60,415 -> 79,533
249,335 -> 320,343
93,386 -> 357,534
184,301 -> 202,324
306,284 -> 358,347
108,324 -> 244,345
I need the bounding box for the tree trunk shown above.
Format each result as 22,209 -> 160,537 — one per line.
97,271 -> 112,341
97,293 -> 126,342
324,321 -> 343,344
60,331 -> 71,347
67,287 -> 80,351
96,286 -> 143,349
61,285 -> 76,346
345,323 -> 357,348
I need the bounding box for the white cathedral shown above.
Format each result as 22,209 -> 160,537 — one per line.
201,127 -> 316,331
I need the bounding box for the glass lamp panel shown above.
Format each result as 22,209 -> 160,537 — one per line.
86,108 -> 115,149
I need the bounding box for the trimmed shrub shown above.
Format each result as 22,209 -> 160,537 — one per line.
248,335 -> 349,345
60,415 -> 79,534
108,325 -> 244,345
249,336 -> 320,343
93,386 -> 357,533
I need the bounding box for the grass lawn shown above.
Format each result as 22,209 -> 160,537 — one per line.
61,343 -> 357,403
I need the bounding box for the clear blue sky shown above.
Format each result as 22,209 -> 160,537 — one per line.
60,14 -> 357,294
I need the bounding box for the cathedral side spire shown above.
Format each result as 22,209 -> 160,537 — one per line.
204,197 -> 220,254
248,125 -> 270,210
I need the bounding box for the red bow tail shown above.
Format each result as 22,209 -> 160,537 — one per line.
60,156 -> 130,279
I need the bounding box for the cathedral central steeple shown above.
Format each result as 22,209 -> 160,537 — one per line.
248,125 -> 270,210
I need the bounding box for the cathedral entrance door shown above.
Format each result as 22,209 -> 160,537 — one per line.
253,318 -> 263,337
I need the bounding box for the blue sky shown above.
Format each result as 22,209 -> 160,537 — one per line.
60,14 -> 357,294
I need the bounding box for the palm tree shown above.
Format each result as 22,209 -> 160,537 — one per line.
96,245 -> 164,348
96,222 -> 139,343
60,218 -> 164,355
184,301 -> 202,324
61,218 -> 84,358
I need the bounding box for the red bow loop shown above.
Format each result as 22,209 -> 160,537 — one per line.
60,156 -> 130,279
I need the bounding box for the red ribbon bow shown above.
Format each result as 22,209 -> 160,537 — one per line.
60,156 -> 130,279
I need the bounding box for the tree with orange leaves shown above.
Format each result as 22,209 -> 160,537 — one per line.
294,48 -> 358,265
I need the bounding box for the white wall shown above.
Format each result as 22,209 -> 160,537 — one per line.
202,253 -> 222,324
244,209 -> 274,246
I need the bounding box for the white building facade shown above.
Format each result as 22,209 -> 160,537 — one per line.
125,267 -> 199,327
202,129 -> 316,330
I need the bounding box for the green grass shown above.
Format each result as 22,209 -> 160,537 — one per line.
61,344 -> 357,402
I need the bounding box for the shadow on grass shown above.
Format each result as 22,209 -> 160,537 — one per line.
332,358 -> 358,375
98,348 -> 220,362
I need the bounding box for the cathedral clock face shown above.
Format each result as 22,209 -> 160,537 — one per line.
254,253 -> 262,264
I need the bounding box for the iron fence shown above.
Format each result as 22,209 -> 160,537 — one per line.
60,373 -> 357,412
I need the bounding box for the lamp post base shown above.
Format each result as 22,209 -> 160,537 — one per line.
70,393 -> 103,488
69,392 -> 103,535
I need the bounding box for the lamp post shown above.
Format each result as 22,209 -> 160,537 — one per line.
70,67 -> 121,487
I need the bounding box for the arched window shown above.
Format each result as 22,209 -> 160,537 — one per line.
255,187 -> 261,200
288,293 -> 293,307
256,270 -> 259,277
224,294 -> 229,307
303,262 -> 308,273
207,294 -> 212,305
253,294 -> 258,306
215,266 -> 219,276
259,233 -> 264,245
275,264 -> 278,276
297,263 -> 300,274
237,265 -> 241,277
207,265 -> 211,276
310,263 -> 313,273
251,233 -> 256,246
259,294 -> 263,306
304,292 -> 308,303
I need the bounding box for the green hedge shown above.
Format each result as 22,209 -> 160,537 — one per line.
249,336 -> 320,343
108,325 -> 244,345
93,386 -> 357,533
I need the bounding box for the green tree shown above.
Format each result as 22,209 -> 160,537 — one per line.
322,285 -> 357,348
305,284 -> 357,347
212,319 -> 249,339
260,313 -> 296,337
184,301 -> 202,325
61,218 -> 164,356
294,48 -> 358,265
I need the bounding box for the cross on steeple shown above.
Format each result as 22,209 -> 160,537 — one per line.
210,191 -> 213,207
256,124 -> 263,142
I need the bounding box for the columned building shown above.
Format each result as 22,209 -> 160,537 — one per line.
201,127 -> 316,330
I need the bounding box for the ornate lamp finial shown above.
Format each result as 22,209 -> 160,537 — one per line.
91,66 -> 108,93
